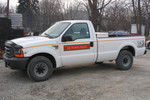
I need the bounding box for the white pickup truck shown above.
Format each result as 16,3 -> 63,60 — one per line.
3,20 -> 146,81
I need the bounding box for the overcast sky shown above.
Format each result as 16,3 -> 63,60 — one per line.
0,0 -> 76,7
0,0 -> 18,7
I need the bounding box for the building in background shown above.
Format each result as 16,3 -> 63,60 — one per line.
131,24 -> 145,35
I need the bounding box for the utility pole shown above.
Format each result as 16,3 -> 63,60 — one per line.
6,0 -> 10,18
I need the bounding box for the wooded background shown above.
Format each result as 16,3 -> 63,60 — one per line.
0,0 -> 150,36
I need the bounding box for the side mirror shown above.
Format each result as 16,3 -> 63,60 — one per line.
62,34 -> 73,42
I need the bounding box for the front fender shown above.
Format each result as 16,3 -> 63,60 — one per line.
23,46 -> 62,68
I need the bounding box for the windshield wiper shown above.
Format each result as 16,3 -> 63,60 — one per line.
42,33 -> 55,38
43,33 -> 49,37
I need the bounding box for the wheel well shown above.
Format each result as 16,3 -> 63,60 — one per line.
121,46 -> 135,56
27,53 -> 56,69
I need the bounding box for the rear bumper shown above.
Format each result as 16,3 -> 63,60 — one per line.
3,54 -> 29,70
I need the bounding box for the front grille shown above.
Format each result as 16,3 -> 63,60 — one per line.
5,46 -> 11,56
5,43 -> 14,57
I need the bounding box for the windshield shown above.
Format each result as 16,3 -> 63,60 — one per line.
41,22 -> 71,38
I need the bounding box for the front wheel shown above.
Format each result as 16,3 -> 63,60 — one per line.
116,50 -> 133,70
27,56 -> 53,82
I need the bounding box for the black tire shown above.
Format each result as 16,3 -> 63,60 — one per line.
148,43 -> 150,49
27,56 -> 53,82
116,50 -> 133,70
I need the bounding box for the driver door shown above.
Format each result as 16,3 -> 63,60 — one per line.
60,23 -> 96,66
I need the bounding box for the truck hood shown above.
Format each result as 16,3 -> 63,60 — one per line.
11,36 -> 56,48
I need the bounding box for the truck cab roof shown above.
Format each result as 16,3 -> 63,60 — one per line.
59,20 -> 91,24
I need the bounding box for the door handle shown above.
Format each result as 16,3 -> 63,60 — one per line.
90,42 -> 94,47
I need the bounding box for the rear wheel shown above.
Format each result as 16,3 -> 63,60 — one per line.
27,56 -> 53,82
116,50 -> 133,70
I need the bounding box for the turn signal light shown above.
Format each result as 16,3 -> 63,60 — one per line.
14,50 -> 24,57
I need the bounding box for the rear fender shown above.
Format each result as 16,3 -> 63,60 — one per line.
117,42 -> 136,58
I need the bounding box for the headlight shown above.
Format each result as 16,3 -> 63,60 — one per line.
14,45 -> 24,57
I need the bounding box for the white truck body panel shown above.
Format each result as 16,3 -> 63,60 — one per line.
10,20 -> 146,68
97,36 -> 145,62
11,36 -> 62,67
58,21 -> 97,66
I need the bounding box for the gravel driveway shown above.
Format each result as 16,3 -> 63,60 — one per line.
0,50 -> 150,100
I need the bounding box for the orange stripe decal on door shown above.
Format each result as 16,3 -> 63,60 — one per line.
64,44 -> 90,51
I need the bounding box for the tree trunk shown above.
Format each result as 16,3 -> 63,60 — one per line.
132,0 -> 139,34
88,0 -> 99,31
138,0 -> 142,35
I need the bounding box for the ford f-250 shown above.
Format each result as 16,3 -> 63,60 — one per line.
3,20 -> 147,81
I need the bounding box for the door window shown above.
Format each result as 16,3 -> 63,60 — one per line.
63,23 -> 90,41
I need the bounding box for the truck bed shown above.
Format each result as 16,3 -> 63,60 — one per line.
96,36 -> 145,62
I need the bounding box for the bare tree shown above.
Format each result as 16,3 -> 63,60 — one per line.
39,0 -> 88,32
138,0 -> 142,34
143,0 -> 150,36
105,0 -> 131,31
81,1 -> 90,19
0,3 -> 6,13
59,0 -> 83,20
88,0 -> 112,31
39,0 -> 62,31
131,0 -> 143,34
0,3 -> 16,14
